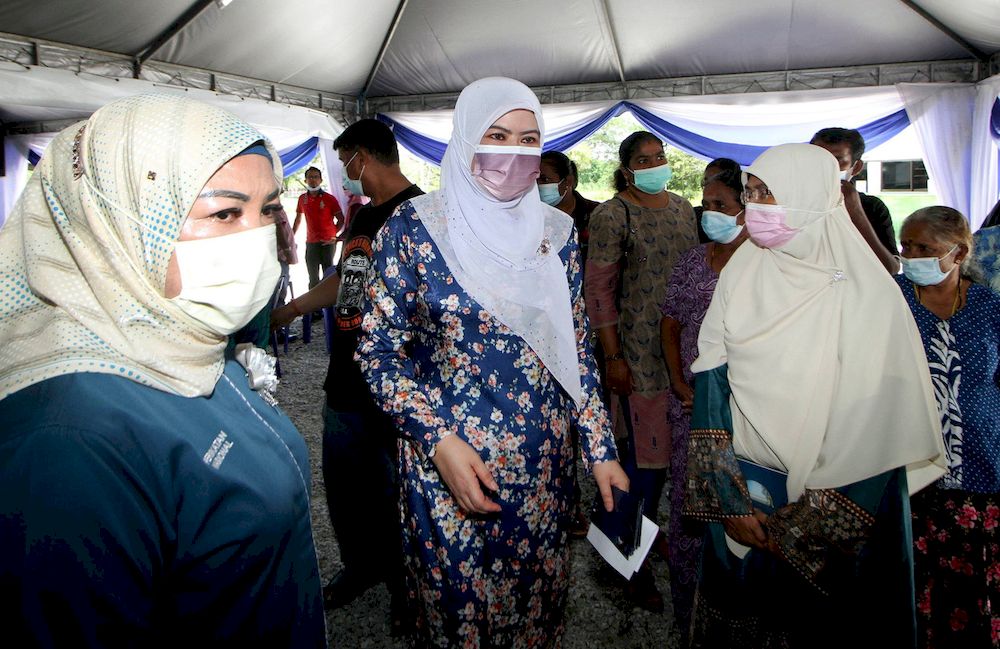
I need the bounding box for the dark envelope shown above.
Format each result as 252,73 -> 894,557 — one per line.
590,486 -> 644,557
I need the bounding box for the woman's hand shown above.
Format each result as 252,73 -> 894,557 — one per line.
670,380 -> 694,411
722,509 -> 770,550
592,460 -> 630,512
605,358 -> 633,396
431,435 -> 502,515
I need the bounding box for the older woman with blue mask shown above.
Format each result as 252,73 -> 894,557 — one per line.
0,95 -> 324,646
896,206 -> 1000,648
355,77 -> 627,648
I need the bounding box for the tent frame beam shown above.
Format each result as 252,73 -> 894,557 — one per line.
596,0 -> 627,88
0,32 -> 359,124
898,0 -> 989,63
365,58 -> 981,115
360,0 -> 410,103
133,0 -> 216,75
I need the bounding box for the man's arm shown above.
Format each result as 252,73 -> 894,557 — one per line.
292,194 -> 304,234
842,181 -> 899,274
271,273 -> 341,328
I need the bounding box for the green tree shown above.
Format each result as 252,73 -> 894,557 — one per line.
567,113 -> 707,204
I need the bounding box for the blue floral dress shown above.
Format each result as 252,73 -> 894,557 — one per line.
356,195 -> 618,648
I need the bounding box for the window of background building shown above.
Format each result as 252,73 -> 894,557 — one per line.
882,160 -> 929,191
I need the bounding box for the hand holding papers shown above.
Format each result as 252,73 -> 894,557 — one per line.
586,486 -> 658,579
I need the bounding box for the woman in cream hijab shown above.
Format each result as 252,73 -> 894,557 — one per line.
355,77 -> 627,648
0,94 -> 324,646
683,143 -> 945,648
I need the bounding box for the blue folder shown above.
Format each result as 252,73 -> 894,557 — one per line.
737,458 -> 788,515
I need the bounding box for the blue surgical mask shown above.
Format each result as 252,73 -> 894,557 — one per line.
629,164 -> 673,194
701,209 -> 744,244
538,182 -> 566,206
900,245 -> 958,286
341,151 -> 366,197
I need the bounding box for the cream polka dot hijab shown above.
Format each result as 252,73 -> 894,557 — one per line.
0,94 -> 280,399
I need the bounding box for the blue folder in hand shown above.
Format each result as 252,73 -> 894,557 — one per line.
737,459 -> 788,515
590,486 -> 644,557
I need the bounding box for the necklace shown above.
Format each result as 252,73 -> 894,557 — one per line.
914,278 -> 962,318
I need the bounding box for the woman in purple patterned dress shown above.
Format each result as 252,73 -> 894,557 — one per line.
660,160 -> 746,643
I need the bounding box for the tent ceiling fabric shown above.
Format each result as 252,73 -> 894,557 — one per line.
0,0 -> 995,101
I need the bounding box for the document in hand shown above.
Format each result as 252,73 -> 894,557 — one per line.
736,458 -> 788,515
586,486 -> 658,579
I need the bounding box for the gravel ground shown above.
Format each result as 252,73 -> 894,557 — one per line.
273,319 -> 679,648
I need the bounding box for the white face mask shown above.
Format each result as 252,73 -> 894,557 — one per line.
170,225 -> 281,336
839,169 -> 852,182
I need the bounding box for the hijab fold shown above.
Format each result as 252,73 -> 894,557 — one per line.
693,143 -> 945,499
421,77 -> 581,405
0,94 -> 280,399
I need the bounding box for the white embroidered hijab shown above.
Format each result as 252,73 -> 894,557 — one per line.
424,76 -> 581,404
0,94 -> 281,399
693,143 -> 945,499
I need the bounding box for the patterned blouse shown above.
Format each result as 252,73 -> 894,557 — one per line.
897,276 -> 1000,493
585,194 -> 698,395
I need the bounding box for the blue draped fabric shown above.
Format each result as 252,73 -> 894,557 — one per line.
625,102 -> 767,166
544,103 -> 628,153
377,102 -> 911,168
277,137 -> 319,177
376,114 -> 448,165
628,103 -> 911,166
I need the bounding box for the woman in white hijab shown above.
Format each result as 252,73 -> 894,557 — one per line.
355,77 -> 627,648
0,94 -> 324,646
682,143 -> 945,648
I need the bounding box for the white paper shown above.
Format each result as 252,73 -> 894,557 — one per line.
586,515 -> 659,579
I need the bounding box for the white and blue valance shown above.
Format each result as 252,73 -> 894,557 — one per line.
378,79 -> 1000,229
377,86 -> 912,167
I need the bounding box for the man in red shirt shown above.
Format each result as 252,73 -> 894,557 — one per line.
293,166 -> 343,289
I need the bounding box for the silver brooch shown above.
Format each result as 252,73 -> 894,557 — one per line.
830,270 -> 846,285
538,238 -> 551,255
71,125 -> 86,180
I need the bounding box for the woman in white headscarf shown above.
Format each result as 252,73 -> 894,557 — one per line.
682,143 -> 946,648
355,77 -> 627,648
0,94 -> 324,646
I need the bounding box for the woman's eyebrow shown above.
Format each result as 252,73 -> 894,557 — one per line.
198,189 -> 250,201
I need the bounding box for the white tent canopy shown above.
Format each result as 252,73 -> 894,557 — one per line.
1,1 -> 999,225
1,0 -> 996,101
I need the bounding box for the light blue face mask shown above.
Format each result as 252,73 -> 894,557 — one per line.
900,244 -> 958,286
629,163 -> 673,194
537,182 -> 566,206
340,151 -> 366,197
701,209 -> 744,244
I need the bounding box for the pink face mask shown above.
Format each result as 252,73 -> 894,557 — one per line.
471,144 -> 541,202
744,202 -> 800,249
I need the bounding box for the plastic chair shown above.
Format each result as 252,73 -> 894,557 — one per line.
269,269 -> 292,376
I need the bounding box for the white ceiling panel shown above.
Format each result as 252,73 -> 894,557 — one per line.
369,0 -> 618,96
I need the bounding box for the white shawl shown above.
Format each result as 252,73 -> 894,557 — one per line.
430,77 -> 581,405
693,143 -> 945,499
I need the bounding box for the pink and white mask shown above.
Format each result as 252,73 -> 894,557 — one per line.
471,144 -> 541,202
744,202 -> 800,249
